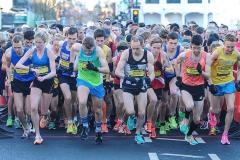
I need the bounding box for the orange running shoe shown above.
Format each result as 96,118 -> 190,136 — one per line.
145,121 -> 152,133
150,127 -> 156,139
113,120 -> 122,131
40,116 -> 48,129
101,123 -> 108,133
33,137 -> 43,145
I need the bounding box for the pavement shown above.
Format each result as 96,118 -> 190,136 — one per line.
0,125 -> 240,160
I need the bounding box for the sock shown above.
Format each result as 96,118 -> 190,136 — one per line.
187,121 -> 199,136
81,117 -> 89,128
95,121 -> 101,133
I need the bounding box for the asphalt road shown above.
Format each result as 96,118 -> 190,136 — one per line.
0,125 -> 240,160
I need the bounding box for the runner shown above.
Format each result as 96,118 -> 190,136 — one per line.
115,35 -> 155,144
16,31 -> 56,144
72,36 -> 109,144
176,35 -> 210,145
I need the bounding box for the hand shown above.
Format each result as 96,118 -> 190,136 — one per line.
175,76 -> 182,89
155,61 -> 163,71
196,63 -> 202,74
209,84 -> 217,95
86,61 -> 98,72
37,76 -> 45,82
31,68 -> 40,76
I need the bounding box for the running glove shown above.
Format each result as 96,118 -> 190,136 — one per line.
209,84 -> 217,95
86,61 -> 99,72
196,63 -> 202,74
175,76 -> 182,89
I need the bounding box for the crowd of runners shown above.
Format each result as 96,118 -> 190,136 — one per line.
0,19 -> 240,145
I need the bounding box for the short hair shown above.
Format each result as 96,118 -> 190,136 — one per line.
94,29 -> 106,39
207,33 -> 219,46
224,34 -> 237,42
34,31 -> 49,43
67,27 -> 78,35
82,37 -> 96,49
167,32 -> 178,40
184,30 -> 192,37
24,30 -> 35,40
210,41 -> 221,52
12,34 -> 24,43
196,27 -> 204,35
150,37 -> 163,46
191,35 -> 203,46
170,23 -> 179,31
131,35 -> 144,46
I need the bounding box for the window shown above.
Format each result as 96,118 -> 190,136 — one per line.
167,0 -> 181,3
188,0 -> 202,3
145,0 -> 159,3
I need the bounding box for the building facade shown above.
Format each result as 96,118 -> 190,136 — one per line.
138,0 -> 214,27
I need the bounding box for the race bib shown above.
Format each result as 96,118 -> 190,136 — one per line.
60,59 -> 70,68
129,70 -> 145,77
15,68 -> 29,75
217,66 -> 231,77
186,67 -> 199,76
165,66 -> 174,73
36,66 -> 49,75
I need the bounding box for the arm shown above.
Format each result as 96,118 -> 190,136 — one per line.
175,52 -> 186,77
202,53 -> 211,80
237,52 -> 240,81
147,51 -> 155,81
15,49 -> 33,70
115,50 -> 127,79
4,49 -> 12,85
97,47 -> 110,74
71,43 -> 81,72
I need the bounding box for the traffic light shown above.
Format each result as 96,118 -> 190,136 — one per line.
132,9 -> 139,24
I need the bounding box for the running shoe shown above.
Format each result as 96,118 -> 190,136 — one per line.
66,123 -> 74,134
159,125 -> 167,135
180,119 -> 189,135
208,113 -> 217,128
6,116 -> 13,127
123,125 -> 131,135
118,125 -> 124,134
178,111 -> 185,122
200,120 -> 209,130
113,120 -> 122,131
72,123 -> 78,135
145,121 -> 152,133
135,134 -> 145,144
80,126 -> 89,140
95,132 -> 103,144
33,137 -> 43,145
221,134 -> 230,145
21,129 -> 30,139
169,116 -> 178,129
14,118 -> 22,129
101,123 -> 108,133
150,127 -> 156,139
165,122 -> 170,131
209,126 -> 217,135
48,121 -> 56,130
40,116 -> 48,129
127,116 -> 135,131
185,135 -> 198,145
155,120 -> 160,129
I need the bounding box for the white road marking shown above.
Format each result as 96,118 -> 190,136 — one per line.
148,153 -> 159,160
156,137 -> 186,142
161,153 -> 205,158
144,137 -> 152,142
195,137 -> 206,143
208,154 -> 221,160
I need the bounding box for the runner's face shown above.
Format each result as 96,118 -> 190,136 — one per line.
52,40 -> 60,53
224,41 -> 236,54
83,46 -> 94,55
151,43 -> 162,56
35,37 -> 45,50
191,44 -> 202,56
112,26 -> 121,36
96,37 -> 105,47
67,33 -> 77,46
24,39 -> 33,48
131,41 -> 142,55
12,42 -> 23,55
167,39 -> 178,52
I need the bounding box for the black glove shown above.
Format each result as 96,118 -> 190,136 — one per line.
175,76 -> 182,89
209,84 -> 217,95
155,61 -> 163,71
86,61 -> 98,72
196,63 -> 202,74
108,62 -> 113,72
236,81 -> 240,92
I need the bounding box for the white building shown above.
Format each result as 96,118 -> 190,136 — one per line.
138,0 -> 215,27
